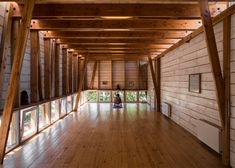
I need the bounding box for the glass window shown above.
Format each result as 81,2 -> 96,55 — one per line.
51,100 -> 60,123
67,96 -> 72,113
112,91 -> 124,103
21,107 -> 37,140
38,103 -> 50,130
139,91 -> 147,103
88,91 -> 97,102
99,91 -> 111,102
60,98 -> 67,117
6,111 -> 19,151
126,91 -> 137,102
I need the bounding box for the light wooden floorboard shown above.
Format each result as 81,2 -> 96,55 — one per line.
2,103 -> 225,168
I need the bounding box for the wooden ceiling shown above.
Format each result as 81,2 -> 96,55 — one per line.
9,1 -> 229,60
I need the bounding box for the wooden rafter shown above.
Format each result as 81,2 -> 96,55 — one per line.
0,0 -> 35,163
30,19 -> 201,31
44,31 -> 190,39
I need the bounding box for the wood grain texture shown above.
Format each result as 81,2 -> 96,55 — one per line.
0,0 -> 35,163
2,103 -> 225,168
44,38 -> 51,99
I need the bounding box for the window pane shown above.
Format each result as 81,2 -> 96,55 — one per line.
126,91 -> 137,102
67,96 -> 72,113
99,91 -> 111,102
88,91 -> 97,102
38,103 -> 50,130
6,111 -> 19,151
21,107 -> 37,140
51,100 -> 60,123
139,91 -> 147,102
112,91 -> 124,103
60,98 -> 67,117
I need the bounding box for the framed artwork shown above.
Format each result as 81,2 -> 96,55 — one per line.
189,73 -> 201,93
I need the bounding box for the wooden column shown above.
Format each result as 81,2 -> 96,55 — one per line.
148,56 -> 159,110
38,53 -> 43,101
98,61 -> 100,90
222,15 -> 231,166
110,60 -> 113,89
199,0 -> 225,126
11,18 -> 20,107
0,4 -> 13,104
0,0 -> 35,163
73,55 -> 77,92
155,58 -> 161,112
51,40 -> 55,97
68,51 -> 73,93
89,61 -> 98,89
44,38 -> 51,99
30,30 -> 39,103
74,57 -> 88,111
55,44 -> 60,97
77,57 -> 80,91
62,48 -> 67,95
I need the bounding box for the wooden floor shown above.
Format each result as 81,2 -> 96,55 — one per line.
2,103 -> 224,168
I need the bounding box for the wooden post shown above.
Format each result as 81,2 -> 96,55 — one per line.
199,0 -> 225,126
148,56 -> 159,110
0,4 -> 13,105
55,44 -> 60,97
11,18 -> 20,108
98,61 -> 100,90
155,58 -> 161,112
44,38 -> 51,99
38,53 -> 43,101
68,51 -> 73,94
110,60 -> 113,89
77,57 -> 80,91
51,40 -> 55,97
222,15 -> 231,166
89,61 -> 98,89
74,57 -> 88,111
30,30 -> 39,103
73,55 -> 77,92
0,0 -> 35,163
62,48 -> 67,95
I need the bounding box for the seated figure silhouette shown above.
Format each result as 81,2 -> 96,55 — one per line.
21,90 -> 29,105
113,93 -> 122,108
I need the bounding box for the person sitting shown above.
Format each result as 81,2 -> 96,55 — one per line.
113,93 -> 122,108
21,90 -> 29,106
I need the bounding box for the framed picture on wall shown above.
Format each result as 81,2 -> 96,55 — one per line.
188,73 -> 201,93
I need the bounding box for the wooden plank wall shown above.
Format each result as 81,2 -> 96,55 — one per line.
85,60 -> 146,90
230,14 -> 235,167
125,61 -> 139,89
154,15 -> 235,167
0,3 -> 10,108
112,61 -> 125,89
99,61 -> 112,90
86,61 -> 99,89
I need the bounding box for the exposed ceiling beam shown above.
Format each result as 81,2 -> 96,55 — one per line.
62,44 -> 172,49
13,4 -> 226,19
2,0 -> 231,4
30,19 -> 202,30
43,30 -> 191,39
56,38 -> 179,44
